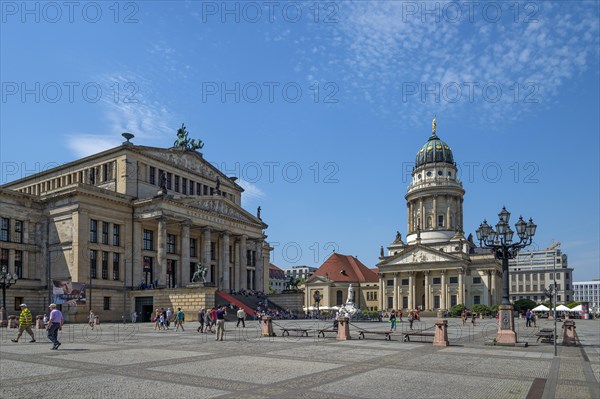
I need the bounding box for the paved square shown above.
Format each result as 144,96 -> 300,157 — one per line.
0,318 -> 598,398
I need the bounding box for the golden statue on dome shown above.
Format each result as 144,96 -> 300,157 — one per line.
432,115 -> 437,136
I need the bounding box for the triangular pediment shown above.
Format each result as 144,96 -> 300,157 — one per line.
378,245 -> 463,267
178,197 -> 262,225
135,146 -> 241,191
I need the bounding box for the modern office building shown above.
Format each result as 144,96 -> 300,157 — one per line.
0,130 -> 270,321
573,280 -> 600,313
508,245 -> 574,304
269,263 -> 286,294
283,265 -> 317,281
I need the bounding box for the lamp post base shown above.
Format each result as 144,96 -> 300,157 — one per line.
496,304 -> 517,346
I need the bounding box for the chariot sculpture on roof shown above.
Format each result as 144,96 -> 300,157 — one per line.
174,123 -> 204,151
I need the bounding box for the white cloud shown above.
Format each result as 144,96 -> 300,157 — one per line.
66,135 -> 122,158
290,1 -> 599,125
238,179 -> 266,201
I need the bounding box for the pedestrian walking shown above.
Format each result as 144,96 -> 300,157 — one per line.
461,309 -> 467,326
525,309 -> 532,327
197,308 -> 205,333
471,312 -> 477,326
131,311 -> 137,323
215,306 -> 227,341
11,303 -> 36,343
408,313 -> 414,330
47,303 -> 63,350
389,310 -> 397,331
236,308 -> 246,328
88,310 -> 96,329
166,307 -> 173,329
205,311 -> 213,333
176,307 -> 185,331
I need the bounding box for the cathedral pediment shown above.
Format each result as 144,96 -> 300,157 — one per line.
378,245 -> 463,267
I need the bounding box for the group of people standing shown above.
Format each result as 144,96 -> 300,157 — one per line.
388,309 -> 421,330
153,307 -> 186,331
524,309 -> 538,327
196,306 -> 230,340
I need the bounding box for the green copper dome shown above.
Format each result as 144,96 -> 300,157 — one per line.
415,134 -> 454,167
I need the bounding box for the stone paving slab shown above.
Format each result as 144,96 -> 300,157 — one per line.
312,367 -> 533,399
0,359 -> 73,380
150,355 -> 343,384
0,374 -> 229,399
52,347 -> 209,366
0,318 -> 598,398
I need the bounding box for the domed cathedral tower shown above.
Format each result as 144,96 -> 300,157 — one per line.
405,117 -> 465,245
377,118 -> 501,315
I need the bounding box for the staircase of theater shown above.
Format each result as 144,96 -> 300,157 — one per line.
215,291 -> 257,317
215,291 -> 287,318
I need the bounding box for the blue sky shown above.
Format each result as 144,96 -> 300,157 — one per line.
1,1 -> 599,280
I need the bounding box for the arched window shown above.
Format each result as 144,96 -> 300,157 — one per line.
336,290 -> 343,305
438,215 -> 444,227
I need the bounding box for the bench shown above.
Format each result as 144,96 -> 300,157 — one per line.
403,330 -> 435,342
535,329 -> 554,343
317,328 -> 338,338
357,330 -> 393,340
280,328 -> 311,337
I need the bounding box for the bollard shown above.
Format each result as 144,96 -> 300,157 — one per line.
562,319 -> 577,346
8,315 -> 18,328
433,319 -> 449,346
261,316 -> 275,337
36,315 -> 45,329
336,317 -> 351,340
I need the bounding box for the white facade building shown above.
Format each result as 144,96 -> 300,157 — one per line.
508,247 -> 574,304
573,280 -> 600,313
284,266 -> 317,281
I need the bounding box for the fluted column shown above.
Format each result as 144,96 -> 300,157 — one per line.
202,227 -> 212,283
181,221 -> 190,284
393,273 -> 398,310
458,268 -> 464,305
432,195 -> 437,228
424,271 -> 430,310
491,271 -> 497,305
132,221 -> 142,286
408,202 -> 413,233
446,195 -> 451,229
419,199 -> 424,230
221,232 -> 230,290
408,271 -> 414,310
157,217 -> 167,286
379,276 -> 385,311
256,240 -> 264,291
239,235 -> 248,289
441,270 -> 447,309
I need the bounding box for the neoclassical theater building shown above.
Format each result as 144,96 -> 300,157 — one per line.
377,120 -> 502,313
0,130 -> 269,321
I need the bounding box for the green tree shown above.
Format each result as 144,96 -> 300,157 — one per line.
566,300 -> 581,308
472,304 -> 490,316
513,298 -> 537,313
450,304 -> 465,317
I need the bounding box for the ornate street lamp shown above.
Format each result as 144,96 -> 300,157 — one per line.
476,207 -> 536,345
0,265 -> 18,325
313,291 -> 321,316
